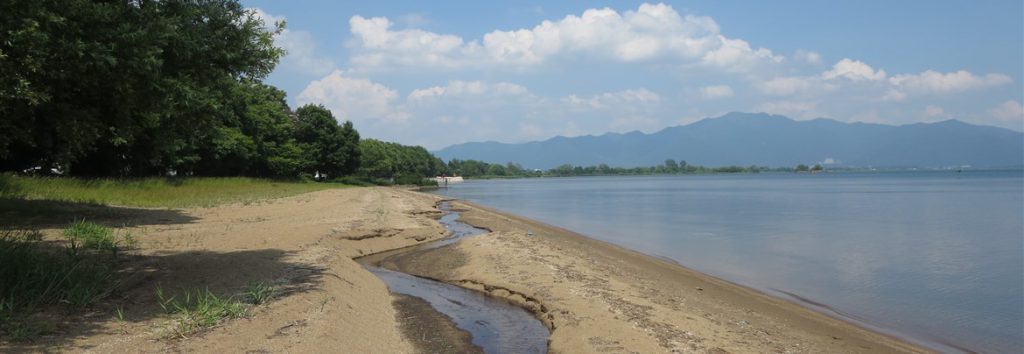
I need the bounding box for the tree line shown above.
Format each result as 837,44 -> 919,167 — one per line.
444,158 -> 823,178
0,0 -> 444,181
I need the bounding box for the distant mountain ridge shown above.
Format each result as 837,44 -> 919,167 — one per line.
434,112 -> 1024,169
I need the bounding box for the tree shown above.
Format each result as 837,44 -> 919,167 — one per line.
487,164 -> 506,176
795,164 -> 810,172
0,0 -> 284,176
811,164 -> 824,172
664,159 -> 679,173
358,139 -> 440,179
294,105 -> 360,177
229,81 -> 304,177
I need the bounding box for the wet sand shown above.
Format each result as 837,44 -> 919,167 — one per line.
1,187 -> 930,353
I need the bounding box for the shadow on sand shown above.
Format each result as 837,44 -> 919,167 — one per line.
1,246 -> 327,352
0,198 -> 199,228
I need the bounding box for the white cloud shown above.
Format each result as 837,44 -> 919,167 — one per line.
889,70 -> 1012,95
755,58 -> 1013,113
698,85 -> 734,100
822,58 -> 887,82
349,15 -> 474,69
297,70 -> 407,123
409,81 -> 528,101
346,3 -> 781,72
701,36 -> 783,72
989,100 -> 1023,125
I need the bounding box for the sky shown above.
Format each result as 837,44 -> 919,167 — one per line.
243,1 -> 1024,150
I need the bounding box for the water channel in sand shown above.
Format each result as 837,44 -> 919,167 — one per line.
357,201 -> 549,354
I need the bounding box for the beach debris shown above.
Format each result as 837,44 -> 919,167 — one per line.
738,320 -> 750,327
695,287 -> 704,291
527,231 -> 535,237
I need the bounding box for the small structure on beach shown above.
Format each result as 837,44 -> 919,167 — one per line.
432,176 -> 464,185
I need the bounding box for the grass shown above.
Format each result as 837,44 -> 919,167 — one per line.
0,224 -> 126,340
157,286 -> 257,338
243,281 -> 278,305
0,175 -> 350,209
64,220 -> 136,256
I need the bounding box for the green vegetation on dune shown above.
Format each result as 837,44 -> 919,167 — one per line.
0,175 -> 347,209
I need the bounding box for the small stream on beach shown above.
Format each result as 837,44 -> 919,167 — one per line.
356,202 -> 549,354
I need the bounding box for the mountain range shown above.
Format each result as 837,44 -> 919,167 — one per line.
434,112 -> 1024,169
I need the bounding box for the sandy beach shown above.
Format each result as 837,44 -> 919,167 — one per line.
2,187 -> 928,353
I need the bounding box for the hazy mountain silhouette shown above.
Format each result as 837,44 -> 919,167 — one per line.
435,112 -> 1024,169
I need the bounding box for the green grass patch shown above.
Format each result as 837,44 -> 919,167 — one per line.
1,175 -> 352,208
1,224 -> 125,340
64,220 -> 136,256
243,281 -> 278,305
157,286 -> 250,338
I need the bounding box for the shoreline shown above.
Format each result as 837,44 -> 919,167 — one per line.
1,187 -> 934,353
395,192 -> 930,353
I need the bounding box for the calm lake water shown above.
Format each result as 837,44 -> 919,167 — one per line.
430,171 -> 1024,353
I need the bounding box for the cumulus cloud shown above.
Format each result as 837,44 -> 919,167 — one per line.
297,70 -> 407,123
295,70 -> 678,147
756,57 -> 1011,107
346,3 -> 781,72
822,59 -> 887,82
698,85 -> 734,100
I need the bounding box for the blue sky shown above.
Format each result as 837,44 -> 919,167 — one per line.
243,1 -> 1023,149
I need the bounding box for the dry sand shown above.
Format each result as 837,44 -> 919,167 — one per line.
3,187 -> 446,353
2,187 -> 929,353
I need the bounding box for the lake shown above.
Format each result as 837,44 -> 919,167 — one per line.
430,171 -> 1024,353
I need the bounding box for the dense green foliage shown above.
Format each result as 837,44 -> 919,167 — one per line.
295,105 -> 360,178
0,0 -> 366,179
357,139 -> 445,180
0,175 -> 347,208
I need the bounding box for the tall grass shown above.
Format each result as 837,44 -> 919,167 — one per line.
0,225 -> 124,339
0,175 -> 349,208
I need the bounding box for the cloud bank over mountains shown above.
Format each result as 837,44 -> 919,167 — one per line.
252,3 -> 1020,149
